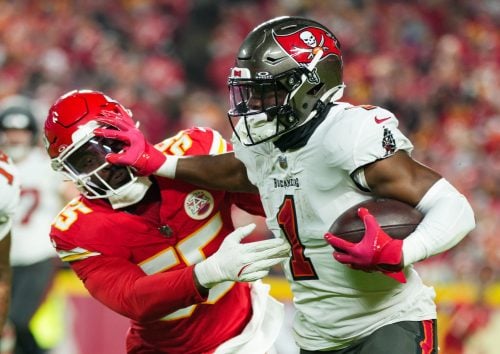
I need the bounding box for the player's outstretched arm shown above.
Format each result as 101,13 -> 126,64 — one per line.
94,119 -> 257,193
166,153 -> 257,193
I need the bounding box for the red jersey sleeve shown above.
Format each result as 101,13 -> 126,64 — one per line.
71,256 -> 207,322
156,127 -> 232,157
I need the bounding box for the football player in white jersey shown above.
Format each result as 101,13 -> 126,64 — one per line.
0,96 -> 75,354
99,17 -> 476,354
0,150 -> 20,339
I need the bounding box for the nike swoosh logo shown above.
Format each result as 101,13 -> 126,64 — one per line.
374,116 -> 391,124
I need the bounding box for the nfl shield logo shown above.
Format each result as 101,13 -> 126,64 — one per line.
278,155 -> 288,169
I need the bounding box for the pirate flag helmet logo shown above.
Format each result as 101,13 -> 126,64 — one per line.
273,26 -> 341,83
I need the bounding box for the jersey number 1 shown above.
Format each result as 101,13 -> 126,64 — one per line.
278,195 -> 318,280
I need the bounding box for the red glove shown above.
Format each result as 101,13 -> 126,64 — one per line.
324,207 -> 406,283
94,117 -> 166,176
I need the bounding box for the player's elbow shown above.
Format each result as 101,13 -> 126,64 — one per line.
402,181 -> 476,265
127,308 -> 160,322
459,196 -> 476,236
110,287 -> 169,322
121,301 -> 165,322
435,193 -> 476,251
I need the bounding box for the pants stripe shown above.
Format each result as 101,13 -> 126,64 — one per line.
419,319 -> 435,354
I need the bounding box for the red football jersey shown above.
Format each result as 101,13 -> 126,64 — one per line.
49,127 -> 265,354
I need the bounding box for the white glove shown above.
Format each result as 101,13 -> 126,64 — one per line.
194,223 -> 290,288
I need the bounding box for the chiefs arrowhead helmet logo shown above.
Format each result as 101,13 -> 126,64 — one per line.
273,26 -> 341,65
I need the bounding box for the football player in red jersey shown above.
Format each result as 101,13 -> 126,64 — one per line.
100,17 -> 476,354
43,90 -> 290,354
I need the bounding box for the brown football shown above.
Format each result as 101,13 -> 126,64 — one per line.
328,198 -> 423,243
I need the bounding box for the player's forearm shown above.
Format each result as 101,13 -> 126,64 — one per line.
156,152 -> 258,193
74,257 -> 207,322
125,267 -> 208,321
402,178 -> 476,266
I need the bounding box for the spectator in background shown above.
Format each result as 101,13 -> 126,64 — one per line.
0,150 -> 19,344
0,96 -> 76,354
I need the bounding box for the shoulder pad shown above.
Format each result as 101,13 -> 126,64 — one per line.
343,105 -> 396,122
156,127 -> 231,156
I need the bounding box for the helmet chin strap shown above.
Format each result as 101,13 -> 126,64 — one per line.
328,83 -> 346,103
108,176 -> 152,209
236,112 -> 283,145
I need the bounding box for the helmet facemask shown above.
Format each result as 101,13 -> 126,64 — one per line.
50,121 -> 137,199
228,69 -> 304,145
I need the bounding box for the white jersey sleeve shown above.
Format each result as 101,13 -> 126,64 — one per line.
322,105 -> 414,174
0,153 -> 20,240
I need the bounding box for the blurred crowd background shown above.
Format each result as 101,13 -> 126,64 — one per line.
0,0 -> 499,353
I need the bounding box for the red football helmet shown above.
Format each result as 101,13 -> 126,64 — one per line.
44,90 -> 138,199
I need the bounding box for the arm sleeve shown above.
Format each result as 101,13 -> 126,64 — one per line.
71,255 -> 208,322
402,178 -> 476,266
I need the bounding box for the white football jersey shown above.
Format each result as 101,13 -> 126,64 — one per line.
10,147 -> 65,266
0,152 -> 20,240
233,103 -> 437,350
